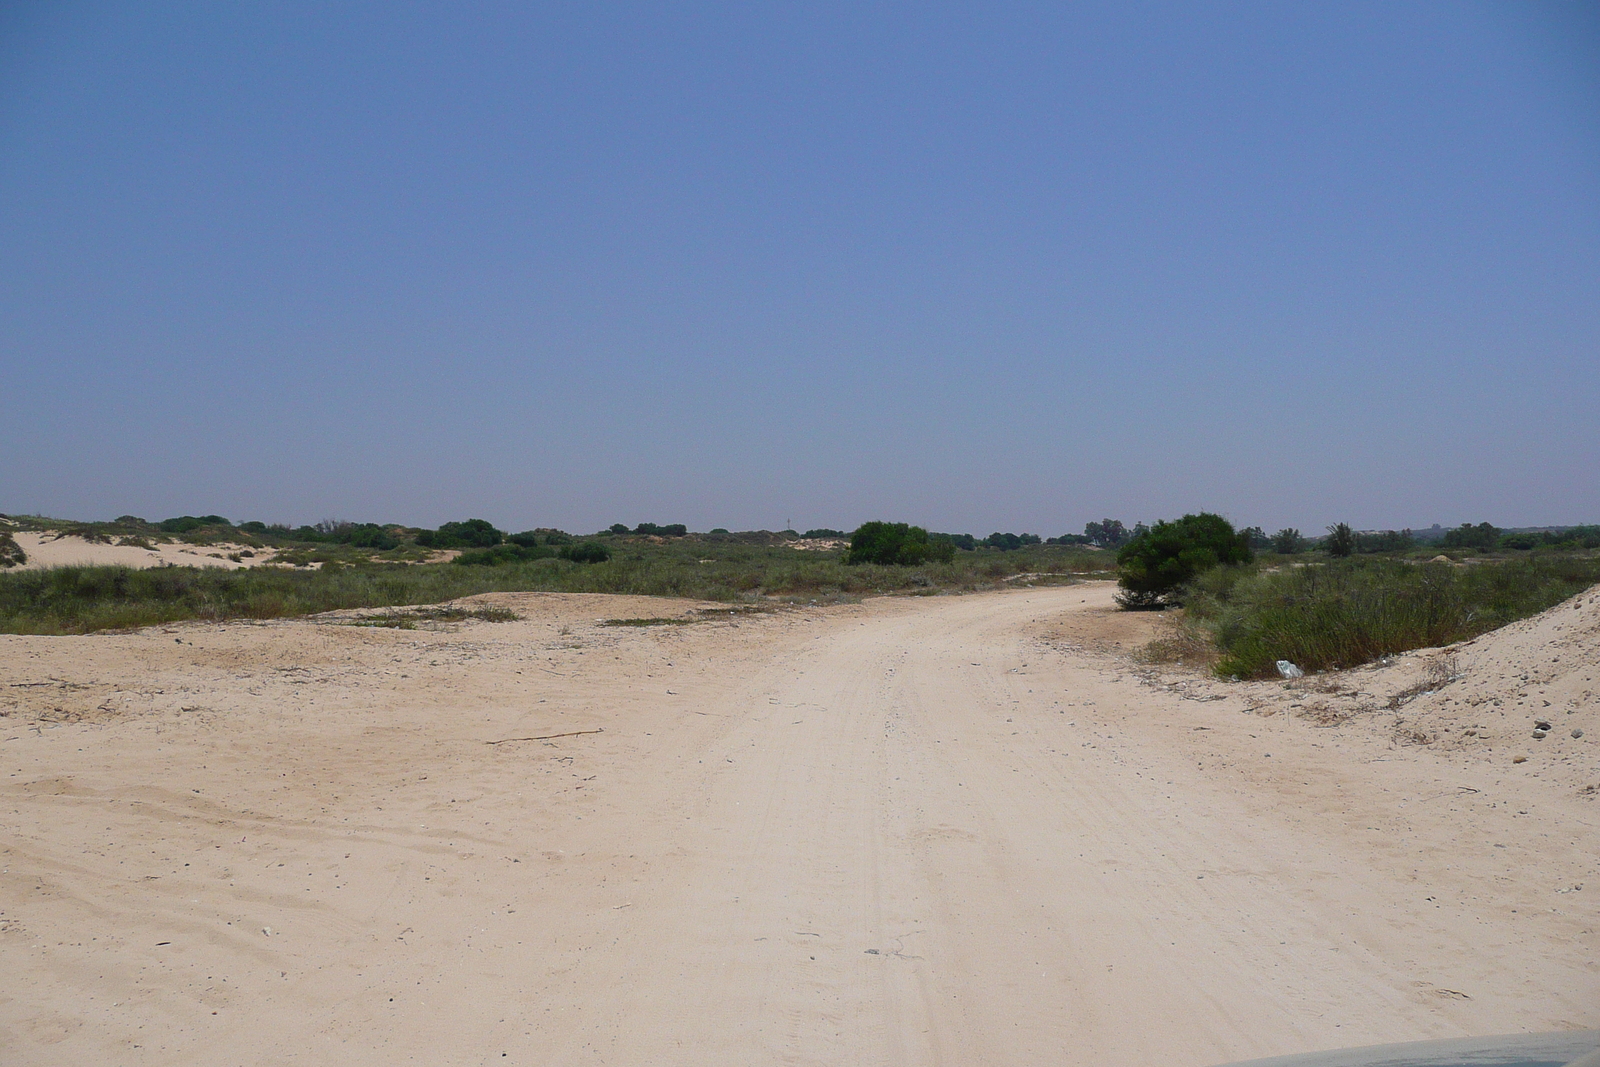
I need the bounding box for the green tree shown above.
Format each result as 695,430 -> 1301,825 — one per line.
1325,523 -> 1355,558
1441,522 -> 1500,551
1115,513 -> 1252,609
1271,528 -> 1303,554
846,522 -> 956,566
417,519 -> 503,549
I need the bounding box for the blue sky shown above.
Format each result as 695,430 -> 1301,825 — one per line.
2,2 -> 1597,536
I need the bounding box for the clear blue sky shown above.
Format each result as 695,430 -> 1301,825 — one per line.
3,2 -> 1597,536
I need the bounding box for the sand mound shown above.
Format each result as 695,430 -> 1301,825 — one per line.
6,532 -> 275,571
1385,583 -> 1599,788
1141,582 -> 1600,796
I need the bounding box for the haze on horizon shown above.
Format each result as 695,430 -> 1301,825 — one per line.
2,2 -> 1597,537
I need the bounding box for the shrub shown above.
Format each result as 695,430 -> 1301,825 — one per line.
346,524 -> 400,550
609,524 -> 630,534
634,523 -> 687,537
418,519 -> 503,549
936,532 -> 977,551
1271,528 -> 1303,554
562,541 -> 612,564
159,515 -> 231,533
802,528 -> 847,539
0,530 -> 25,568
846,522 -> 956,566
1115,513 -> 1252,609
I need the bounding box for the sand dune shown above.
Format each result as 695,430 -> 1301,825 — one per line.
0,584 -> 1595,1065
5,532 -> 275,571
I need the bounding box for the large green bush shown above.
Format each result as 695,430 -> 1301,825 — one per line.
562,541 -> 612,564
846,522 -> 957,566
417,519 -> 503,549
1115,513 -> 1251,609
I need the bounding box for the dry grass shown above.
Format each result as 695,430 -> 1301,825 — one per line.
1133,613 -> 1219,670
348,606 -> 521,629
1386,652 -> 1463,709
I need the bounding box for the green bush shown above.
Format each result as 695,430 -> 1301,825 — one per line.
846,522 -> 957,566
417,519 -> 503,549
1115,513 -> 1252,609
159,515 -> 231,533
562,541 -> 612,564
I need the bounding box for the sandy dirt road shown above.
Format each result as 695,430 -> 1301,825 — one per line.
1,585 -> 1595,1065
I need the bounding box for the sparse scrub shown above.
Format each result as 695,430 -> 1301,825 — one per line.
602,617 -> 695,627
0,537 -> 1109,634
455,544 -> 557,566
0,530 -> 26,568
350,605 -> 520,628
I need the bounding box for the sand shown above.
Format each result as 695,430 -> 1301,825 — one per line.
1,583 -> 1595,1065
5,533 -> 276,571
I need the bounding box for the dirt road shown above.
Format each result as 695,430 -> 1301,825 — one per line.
2,585 -> 1595,1065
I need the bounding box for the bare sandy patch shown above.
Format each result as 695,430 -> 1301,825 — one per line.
0,586 -> 1593,1065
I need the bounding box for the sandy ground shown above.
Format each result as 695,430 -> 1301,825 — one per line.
6,533 -> 275,571
0,584 -> 1595,1066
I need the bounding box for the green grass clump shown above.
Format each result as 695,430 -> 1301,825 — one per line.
1187,555 -> 1600,678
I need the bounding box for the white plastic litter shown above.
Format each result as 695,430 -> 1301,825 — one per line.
1276,660 -> 1304,679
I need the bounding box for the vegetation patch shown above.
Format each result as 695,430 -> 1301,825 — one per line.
350,605 -> 521,628
602,617 -> 697,627
0,530 -> 26,569
1185,555 -> 1600,678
